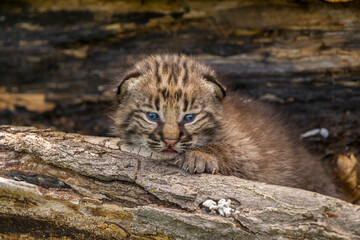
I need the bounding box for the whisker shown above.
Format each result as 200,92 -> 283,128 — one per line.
180,143 -> 192,147
148,138 -> 160,142
148,142 -> 161,146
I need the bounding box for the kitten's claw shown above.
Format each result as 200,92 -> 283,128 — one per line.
175,150 -> 219,174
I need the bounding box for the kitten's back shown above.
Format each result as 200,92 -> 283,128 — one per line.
219,94 -> 338,197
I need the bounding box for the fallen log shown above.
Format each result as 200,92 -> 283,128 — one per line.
0,125 -> 359,240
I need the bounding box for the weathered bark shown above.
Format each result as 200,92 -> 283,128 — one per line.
0,125 -> 359,240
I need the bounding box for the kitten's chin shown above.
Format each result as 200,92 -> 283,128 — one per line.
155,150 -> 178,160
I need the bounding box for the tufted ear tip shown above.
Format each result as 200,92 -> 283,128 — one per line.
116,71 -> 141,103
203,74 -> 227,99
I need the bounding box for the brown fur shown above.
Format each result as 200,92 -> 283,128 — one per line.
112,54 -> 339,198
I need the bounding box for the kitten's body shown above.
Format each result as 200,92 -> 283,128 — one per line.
112,54 -> 338,197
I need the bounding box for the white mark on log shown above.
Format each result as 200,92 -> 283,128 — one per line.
301,128 -> 329,138
202,199 -> 216,208
202,199 -> 238,217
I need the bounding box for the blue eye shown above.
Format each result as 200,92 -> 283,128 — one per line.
184,114 -> 195,123
146,112 -> 159,121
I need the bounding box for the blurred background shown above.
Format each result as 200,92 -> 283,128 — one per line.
0,0 -> 359,162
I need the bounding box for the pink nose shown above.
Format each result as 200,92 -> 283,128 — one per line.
163,139 -> 177,147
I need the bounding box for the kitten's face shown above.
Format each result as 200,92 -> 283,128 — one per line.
113,55 -> 226,160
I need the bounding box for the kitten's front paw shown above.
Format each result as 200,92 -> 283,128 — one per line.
174,150 -> 219,174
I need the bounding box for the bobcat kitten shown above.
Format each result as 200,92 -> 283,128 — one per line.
112,54 -> 338,197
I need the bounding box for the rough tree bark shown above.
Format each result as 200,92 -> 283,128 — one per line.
0,125 -> 359,240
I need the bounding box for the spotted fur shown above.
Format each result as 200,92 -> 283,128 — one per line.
112,54 -> 340,198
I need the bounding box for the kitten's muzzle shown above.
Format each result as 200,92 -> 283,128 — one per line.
160,138 -> 179,155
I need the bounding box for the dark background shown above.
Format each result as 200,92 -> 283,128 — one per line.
0,0 -> 359,164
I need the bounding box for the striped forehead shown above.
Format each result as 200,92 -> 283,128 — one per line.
157,64 -> 188,88
134,55 -> 206,112
138,55 -> 194,87
152,87 -> 195,112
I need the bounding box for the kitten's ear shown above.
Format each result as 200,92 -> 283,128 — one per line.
116,71 -> 141,103
203,74 -> 227,100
